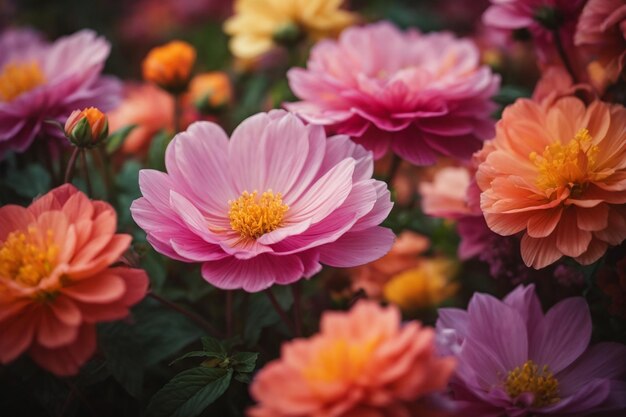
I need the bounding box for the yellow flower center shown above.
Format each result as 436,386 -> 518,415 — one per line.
504,360 -> 560,407
0,61 -> 46,102
303,337 -> 381,382
0,228 -> 58,287
530,128 -> 598,196
228,190 -> 288,239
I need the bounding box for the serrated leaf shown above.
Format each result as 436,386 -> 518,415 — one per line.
231,352 -> 259,373
169,351 -> 225,366
99,298 -> 203,397
201,336 -> 227,356
106,124 -> 136,155
146,367 -> 233,417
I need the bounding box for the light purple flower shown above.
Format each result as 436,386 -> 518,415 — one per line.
0,28 -> 121,156
437,284 -> 626,416
131,110 -> 395,292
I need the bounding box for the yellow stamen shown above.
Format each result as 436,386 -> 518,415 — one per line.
0,228 -> 58,287
530,128 -> 599,196
0,61 -> 46,102
228,190 -> 288,239
504,360 -> 560,407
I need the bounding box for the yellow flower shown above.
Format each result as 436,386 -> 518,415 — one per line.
224,0 -> 357,60
383,258 -> 459,312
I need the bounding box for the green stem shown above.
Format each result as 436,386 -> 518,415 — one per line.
64,147 -> 80,184
80,150 -> 92,196
264,288 -> 295,335
149,292 -> 223,337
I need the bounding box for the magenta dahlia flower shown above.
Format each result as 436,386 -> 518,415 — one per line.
437,284 -> 626,416
285,22 -> 500,166
131,110 -> 395,292
0,28 -> 121,156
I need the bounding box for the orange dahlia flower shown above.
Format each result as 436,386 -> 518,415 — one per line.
0,184 -> 148,375
477,97 -> 626,269
249,301 -> 455,417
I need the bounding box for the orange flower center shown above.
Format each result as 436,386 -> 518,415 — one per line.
303,337 -> 381,382
228,190 -> 288,239
0,228 -> 58,287
504,360 -> 560,407
530,128 -> 598,195
0,61 -> 46,102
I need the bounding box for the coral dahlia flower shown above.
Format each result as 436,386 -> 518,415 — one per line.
575,0 -> 626,84
286,22 -> 500,166
0,185 -> 148,376
437,284 -> 626,416
0,28 -> 121,156
477,97 -> 626,269
249,301 -> 456,417
131,110 -> 394,292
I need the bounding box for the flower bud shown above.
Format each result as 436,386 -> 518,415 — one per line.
64,107 -> 109,148
142,40 -> 196,93
188,72 -> 232,114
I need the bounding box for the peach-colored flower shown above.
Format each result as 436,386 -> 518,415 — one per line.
108,83 -> 174,154
349,231 -> 429,299
532,66 -> 595,104
187,72 -> 232,112
249,301 -> 456,417
0,184 -> 148,376
64,107 -> 109,147
420,166 -> 475,219
477,97 -> 626,269
575,0 -> 626,85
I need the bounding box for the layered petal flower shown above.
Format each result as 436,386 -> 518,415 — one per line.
0,185 -> 148,376
477,97 -> 626,269
131,110 -> 394,292
250,301 -> 456,417
437,284 -> 626,416
286,22 -> 500,166
0,28 -> 121,156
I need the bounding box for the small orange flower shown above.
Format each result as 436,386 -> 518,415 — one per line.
188,72 -> 232,113
64,107 -> 109,147
249,301 -> 455,417
142,40 -> 196,92
0,185 -> 148,376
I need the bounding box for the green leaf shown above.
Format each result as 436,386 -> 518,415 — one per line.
201,336 -> 227,356
99,298 -> 204,397
148,130 -> 172,171
244,286 -> 293,345
105,124 -> 136,155
3,164 -> 51,199
146,367 -> 233,417
234,373 -> 252,384
169,351 -> 225,366
231,352 -> 259,373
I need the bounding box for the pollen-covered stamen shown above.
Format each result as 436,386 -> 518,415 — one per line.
0,61 -> 46,102
530,128 -> 599,195
504,360 -> 560,407
228,190 -> 288,239
0,228 -> 58,287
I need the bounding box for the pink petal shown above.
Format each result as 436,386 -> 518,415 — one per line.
317,226 -> 395,267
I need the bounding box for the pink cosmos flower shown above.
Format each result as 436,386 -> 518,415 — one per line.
0,28 -> 121,156
286,22 -> 500,166
437,284 -> 626,416
0,185 -> 148,376
575,0 -> 626,85
483,0 -> 585,64
249,300 -> 456,417
131,110 -> 395,292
